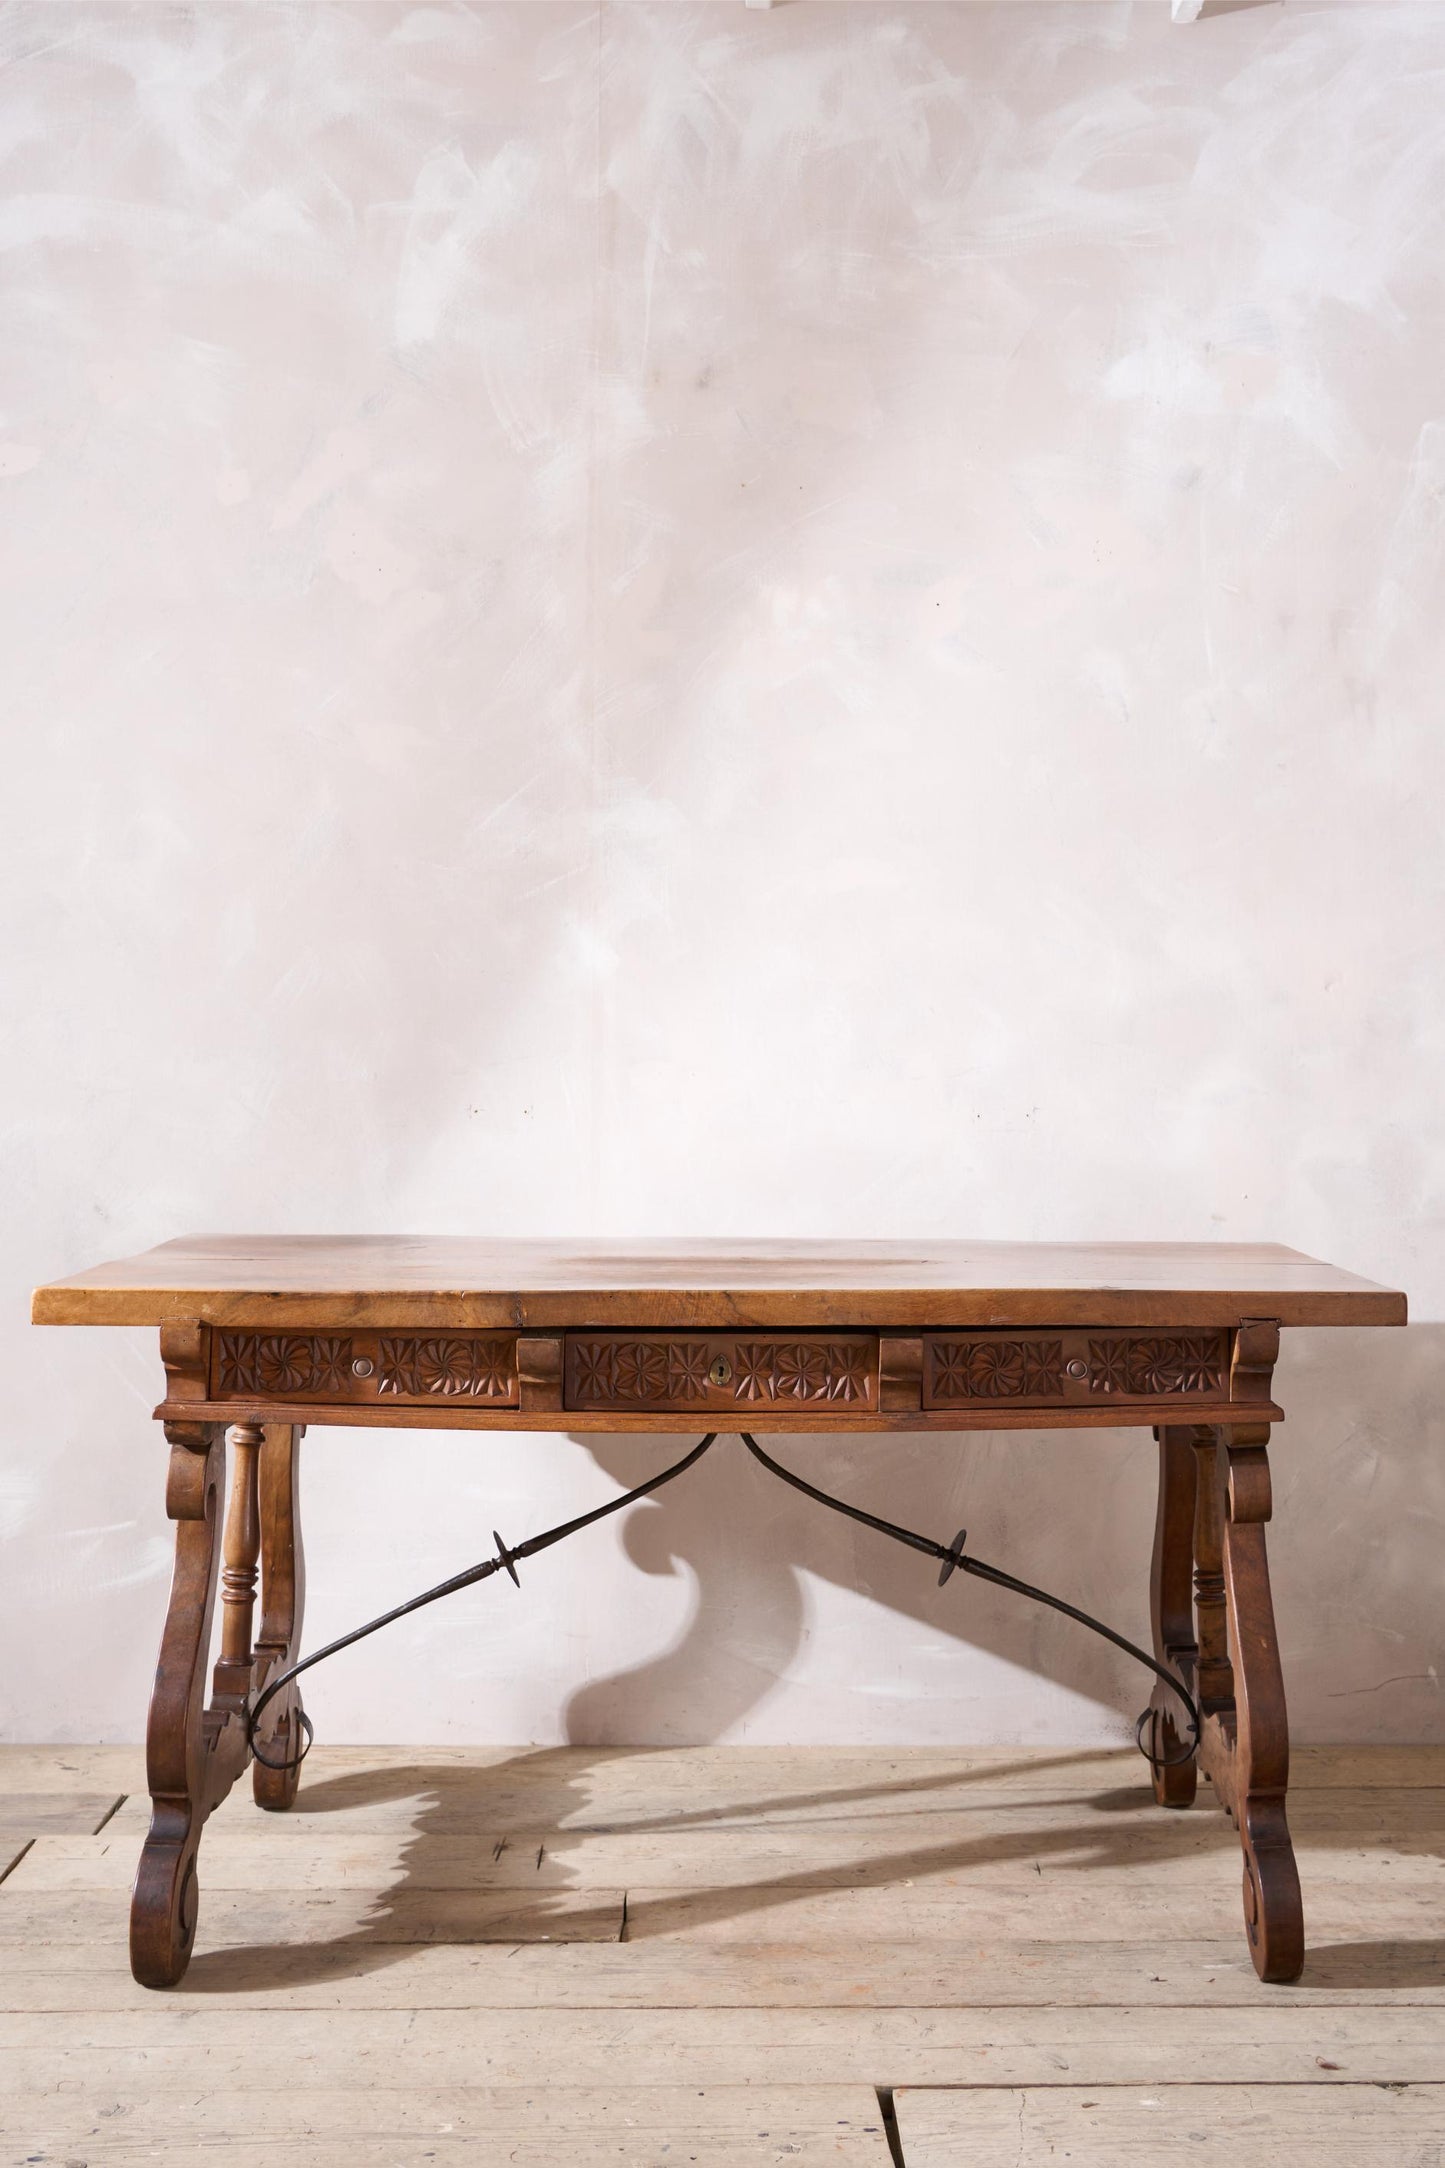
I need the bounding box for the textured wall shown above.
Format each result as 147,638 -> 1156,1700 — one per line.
3,1 -> 1442,1746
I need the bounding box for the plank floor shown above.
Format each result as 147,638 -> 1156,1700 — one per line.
1,1745 -> 1442,2165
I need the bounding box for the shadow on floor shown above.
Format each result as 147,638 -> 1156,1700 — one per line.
174,1743 -> 1439,1995
1302,1939 -> 1445,1991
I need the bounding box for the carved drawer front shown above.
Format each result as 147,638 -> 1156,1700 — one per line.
922,1329 -> 1230,1410
211,1331 -> 518,1406
564,1333 -> 878,1413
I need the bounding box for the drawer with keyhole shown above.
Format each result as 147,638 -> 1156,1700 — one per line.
564,1333 -> 878,1412
210,1330 -> 519,1405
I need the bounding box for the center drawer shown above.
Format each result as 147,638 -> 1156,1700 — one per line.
564,1333 -> 878,1412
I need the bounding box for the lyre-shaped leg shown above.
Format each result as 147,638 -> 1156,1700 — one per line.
251,1423 -> 307,1810
131,1422 -> 258,1988
1148,1426 -> 1200,1806
1198,1424 -> 1304,1983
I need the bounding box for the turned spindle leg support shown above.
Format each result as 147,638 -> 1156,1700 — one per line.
1148,1425 -> 1201,1806
1198,1422 -> 1305,1983
251,1423 -> 307,1810
131,1421 -> 260,1988
1192,1425 -> 1235,1725
213,1421 -> 263,1704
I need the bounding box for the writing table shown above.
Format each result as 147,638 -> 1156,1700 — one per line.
32,1235 -> 1405,1988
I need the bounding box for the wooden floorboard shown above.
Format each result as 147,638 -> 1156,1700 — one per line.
102,1780 -> 1445,1836
1,2083 -> 892,2164
16,1817 -> 1444,1891
0,1794 -> 123,1839
5,1741 -> 1443,1794
0,1884 -> 627,1945
894,2082 -> 1445,2163
5,1935 -> 1444,2007
0,1745 -> 1441,2167
3,2003 -> 1443,2085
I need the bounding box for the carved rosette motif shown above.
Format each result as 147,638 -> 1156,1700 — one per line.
666,1343 -> 711,1397
214,1332 -> 517,1401
928,1339 -> 1065,1401
377,1337 -> 516,1399
217,1334 -> 352,1396
568,1339 -> 872,1407
738,1342 -> 870,1403
925,1332 -> 1229,1405
614,1342 -> 671,1401
1087,1335 -> 1227,1396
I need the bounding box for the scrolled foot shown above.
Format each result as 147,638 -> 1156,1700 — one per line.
1216,1422 -> 1305,1983
130,1809 -> 202,1989
1240,1805 -> 1305,1983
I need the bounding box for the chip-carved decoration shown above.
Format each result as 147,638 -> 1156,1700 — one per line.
1085,1340 -> 1133,1395
615,1342 -> 670,1401
571,1340 -> 618,1403
377,1337 -> 516,1399
923,1330 -> 1230,1407
217,1334 -> 352,1397
666,1342 -> 711,1397
1088,1335 -> 1227,1397
743,1341 -> 870,1403
214,1331 -> 518,1402
928,1339 -> 1065,1401
566,1337 -> 874,1408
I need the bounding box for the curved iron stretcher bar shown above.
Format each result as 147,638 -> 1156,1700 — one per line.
737,1432 -> 1198,1767
249,1430 -> 1198,1773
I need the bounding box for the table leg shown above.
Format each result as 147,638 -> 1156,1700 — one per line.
252,1423 -> 307,1810
1191,1425 -> 1235,1724
1198,1422 -> 1305,1983
1148,1425 -> 1201,1806
130,1421 -> 256,1988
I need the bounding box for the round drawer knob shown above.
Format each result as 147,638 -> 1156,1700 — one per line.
708,1356 -> 733,1388
1065,1358 -> 1087,1380
351,1357 -> 375,1379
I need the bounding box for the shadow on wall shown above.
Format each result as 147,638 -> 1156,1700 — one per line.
1274,1322 -> 1445,1743
562,1324 -> 1445,1748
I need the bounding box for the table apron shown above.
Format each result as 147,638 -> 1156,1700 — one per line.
167,1320 -> 1279,1429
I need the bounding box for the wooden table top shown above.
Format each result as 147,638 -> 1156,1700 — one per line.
31,1235 -> 1406,1331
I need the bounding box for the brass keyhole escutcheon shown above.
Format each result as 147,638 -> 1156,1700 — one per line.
708,1356 -> 733,1388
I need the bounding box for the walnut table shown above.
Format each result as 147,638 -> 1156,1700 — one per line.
32,1236 -> 1405,1988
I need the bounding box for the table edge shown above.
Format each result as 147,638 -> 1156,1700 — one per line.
147,1397 -> 1289,1433
32,1286 -> 1409,1329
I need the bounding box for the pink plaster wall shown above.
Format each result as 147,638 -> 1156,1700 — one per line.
2,2 -> 1442,1743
